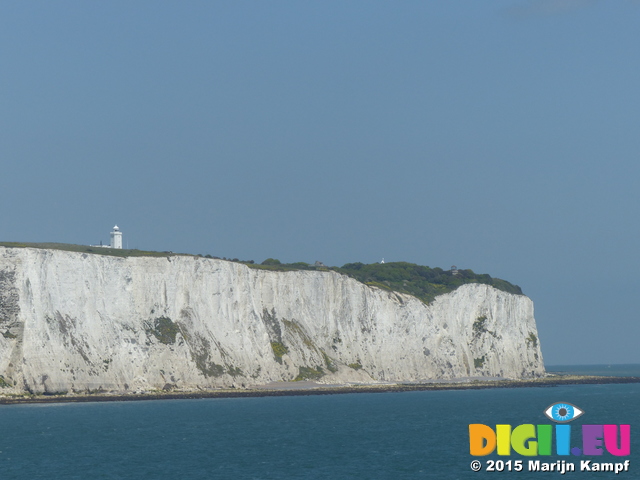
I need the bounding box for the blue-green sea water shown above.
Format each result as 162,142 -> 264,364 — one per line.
1,366 -> 638,479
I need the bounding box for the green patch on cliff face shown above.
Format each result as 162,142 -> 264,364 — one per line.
293,366 -> 325,381
227,366 -> 244,377
262,308 -> 286,353
526,332 -> 538,348
474,356 -> 486,369
473,316 -> 488,335
271,341 -> 288,364
182,332 -> 238,378
2,330 -> 17,339
102,358 -> 112,371
282,318 -> 318,349
0,375 -> 11,388
321,350 -> 338,373
47,313 -> 92,365
193,353 -> 225,377
146,317 -> 180,345
472,315 -> 497,339
264,313 -> 332,373
348,362 -> 363,370
190,338 -> 225,377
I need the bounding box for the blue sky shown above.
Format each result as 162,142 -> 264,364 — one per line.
1,0 -> 639,365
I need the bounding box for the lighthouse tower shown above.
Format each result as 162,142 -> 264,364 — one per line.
110,225 -> 123,249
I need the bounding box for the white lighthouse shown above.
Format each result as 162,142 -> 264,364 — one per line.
110,225 -> 123,249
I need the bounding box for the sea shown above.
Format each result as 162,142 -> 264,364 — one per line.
1,365 -> 638,479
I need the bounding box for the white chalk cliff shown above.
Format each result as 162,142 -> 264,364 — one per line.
0,247 -> 544,394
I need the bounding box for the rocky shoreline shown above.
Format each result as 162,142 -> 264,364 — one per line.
1,375 -> 638,405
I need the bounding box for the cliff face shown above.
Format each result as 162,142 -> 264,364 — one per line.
0,247 -> 544,394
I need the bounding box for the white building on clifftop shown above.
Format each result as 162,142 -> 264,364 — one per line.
91,225 -> 123,249
110,225 -> 122,249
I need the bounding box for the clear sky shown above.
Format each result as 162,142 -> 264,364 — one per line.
1,1 -> 638,365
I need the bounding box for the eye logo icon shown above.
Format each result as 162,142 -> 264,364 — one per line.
544,402 -> 584,423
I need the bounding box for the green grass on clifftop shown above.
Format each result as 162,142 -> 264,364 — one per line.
0,242 -> 522,303
243,260 -> 523,303
333,262 -> 522,304
0,242 -> 172,258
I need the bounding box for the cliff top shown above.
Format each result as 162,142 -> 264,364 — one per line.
247,260 -> 523,303
0,242 -> 173,258
0,242 -> 523,304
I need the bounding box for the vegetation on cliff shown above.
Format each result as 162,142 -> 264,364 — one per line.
0,242 -> 522,304
244,260 -> 523,304
333,262 -> 522,304
0,242 -> 171,258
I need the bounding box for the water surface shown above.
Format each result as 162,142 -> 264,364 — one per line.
1,367 -> 638,479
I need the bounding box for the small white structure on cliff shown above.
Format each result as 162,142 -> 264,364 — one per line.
110,225 -> 123,249
91,225 -> 123,249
